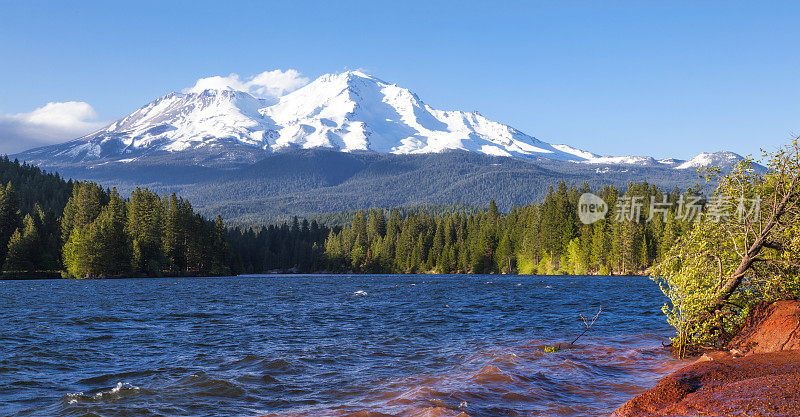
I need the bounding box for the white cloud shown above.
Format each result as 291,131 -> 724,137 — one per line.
184,69 -> 310,98
0,69 -> 310,154
0,101 -> 106,154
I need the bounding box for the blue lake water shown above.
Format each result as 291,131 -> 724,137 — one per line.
0,275 -> 686,416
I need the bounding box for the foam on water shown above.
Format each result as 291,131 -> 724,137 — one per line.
64,382 -> 141,404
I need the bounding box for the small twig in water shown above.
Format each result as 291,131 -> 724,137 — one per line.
570,307 -> 602,346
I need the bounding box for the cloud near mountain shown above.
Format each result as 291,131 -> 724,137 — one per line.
0,69 -> 310,154
0,101 -> 106,154
183,69 -> 310,99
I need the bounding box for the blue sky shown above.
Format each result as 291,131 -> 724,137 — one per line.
0,1 -> 797,158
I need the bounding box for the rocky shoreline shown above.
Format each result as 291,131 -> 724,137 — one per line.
613,300 -> 800,417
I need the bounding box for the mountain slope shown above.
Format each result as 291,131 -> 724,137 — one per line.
44,149 -> 709,224
15,70 -> 746,169
18,89 -> 275,165
262,71 -> 581,160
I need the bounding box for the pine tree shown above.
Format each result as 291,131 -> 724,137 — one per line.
127,187 -> 166,275
0,182 -> 21,264
590,220 -> 609,272
98,189 -> 130,275
164,193 -> 194,274
207,215 -> 232,275
495,231 -> 514,273
488,198 -> 500,219
4,214 -> 39,271
366,209 -> 387,239
60,181 -> 106,243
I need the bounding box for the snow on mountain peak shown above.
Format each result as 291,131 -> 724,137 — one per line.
88,87 -> 275,154
263,70 -> 572,158
30,70 -> 585,163
16,70 -> 748,170
675,151 -> 743,169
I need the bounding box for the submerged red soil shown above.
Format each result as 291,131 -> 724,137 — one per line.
614,300 -> 800,417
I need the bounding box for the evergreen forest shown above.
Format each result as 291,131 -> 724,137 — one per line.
0,154 -> 706,278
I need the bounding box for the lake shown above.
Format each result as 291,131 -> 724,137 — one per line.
0,275 -> 686,416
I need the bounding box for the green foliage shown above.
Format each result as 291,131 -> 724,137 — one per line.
0,156 -> 72,216
4,215 -> 37,271
653,218 -> 751,350
6,149 -> 760,288
61,181 -> 107,243
566,238 -> 588,275
127,187 -> 166,275
226,217 -> 329,274
653,140 -> 800,354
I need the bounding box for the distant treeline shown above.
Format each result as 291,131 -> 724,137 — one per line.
227,218 -> 330,274
312,203 -> 481,228
319,182 -> 698,275
229,181 -> 701,275
0,155 -> 698,278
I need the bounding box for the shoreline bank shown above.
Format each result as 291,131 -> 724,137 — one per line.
614,299 -> 800,416
614,350 -> 800,416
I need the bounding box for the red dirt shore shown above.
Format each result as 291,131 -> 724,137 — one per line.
613,300 -> 800,417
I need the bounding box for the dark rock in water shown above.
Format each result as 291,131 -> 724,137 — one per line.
613,299 -> 800,417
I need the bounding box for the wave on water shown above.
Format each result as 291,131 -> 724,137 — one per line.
52,339 -> 679,417
64,382 -> 141,405
265,336 -> 687,417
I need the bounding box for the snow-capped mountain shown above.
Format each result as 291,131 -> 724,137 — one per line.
15,70 -> 747,170
262,71 -> 582,160
18,71 -> 580,164
674,151 -> 745,170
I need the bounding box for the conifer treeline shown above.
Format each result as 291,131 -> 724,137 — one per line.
0,156 -> 72,215
0,180 -> 235,278
321,181 -> 698,275
0,156 -> 327,278
59,183 -> 233,277
227,218 -> 330,273
0,153 -> 698,278
0,157 -> 72,277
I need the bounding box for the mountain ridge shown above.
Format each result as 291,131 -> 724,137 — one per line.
14,70 -> 749,171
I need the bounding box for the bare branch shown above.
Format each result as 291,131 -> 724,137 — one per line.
570,307 -> 602,345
